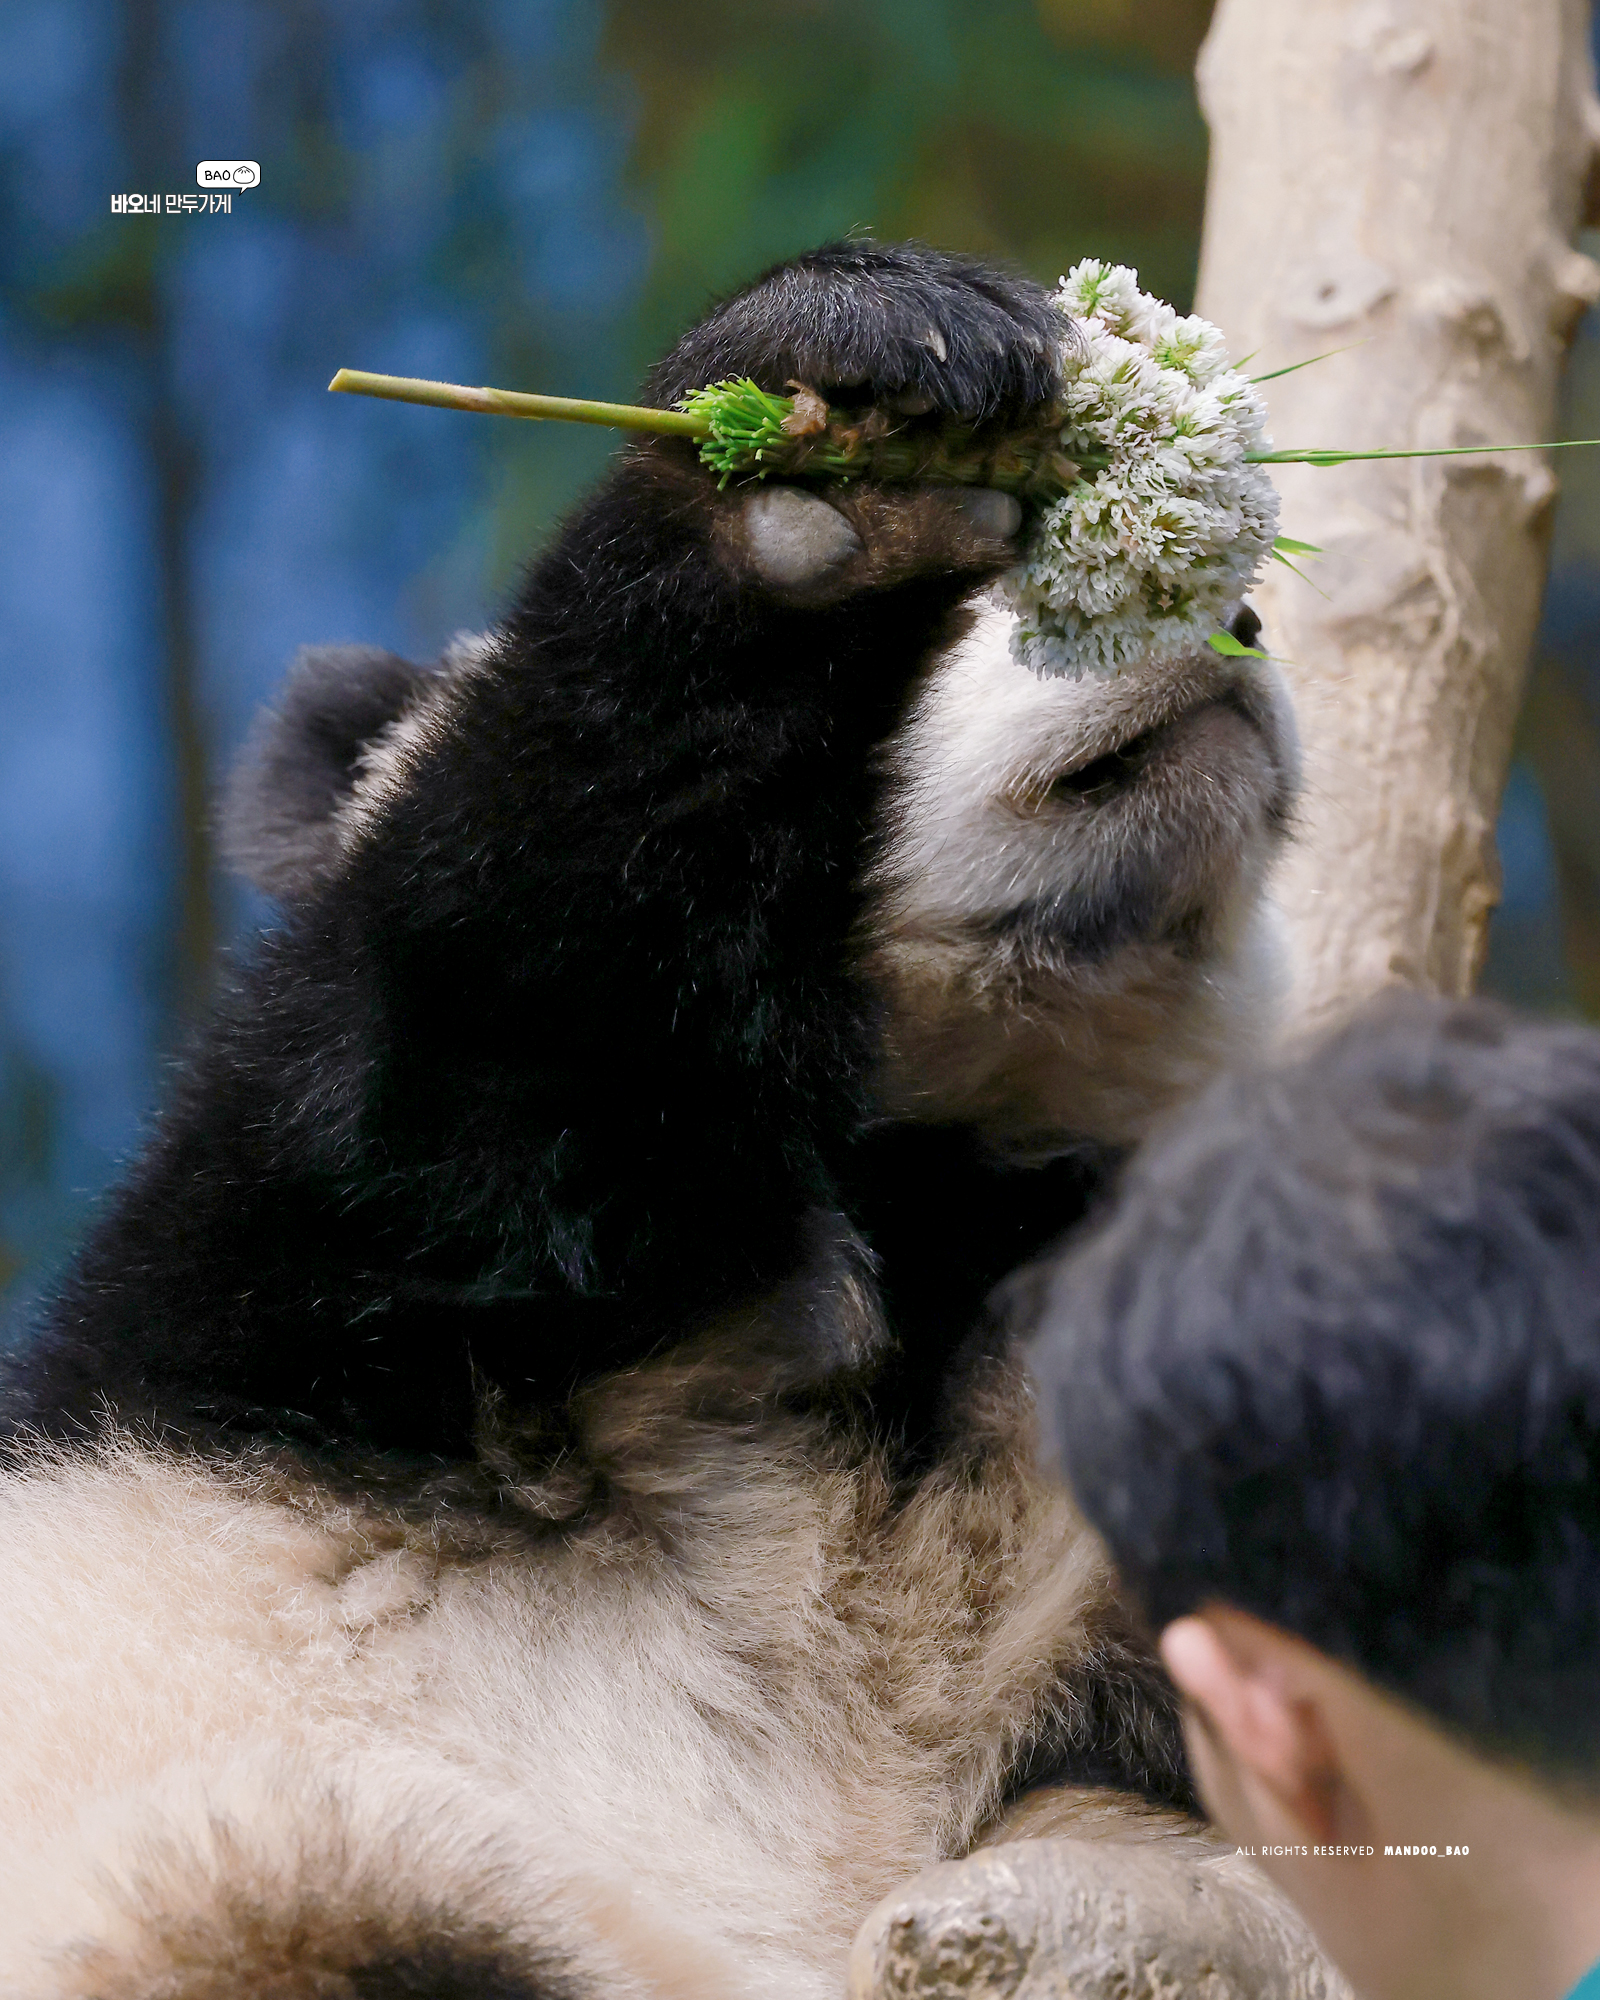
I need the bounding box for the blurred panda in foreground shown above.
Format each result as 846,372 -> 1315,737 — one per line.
1030,992 -> 1600,2000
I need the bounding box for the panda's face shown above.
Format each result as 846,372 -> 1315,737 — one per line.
863,598 -> 1298,1152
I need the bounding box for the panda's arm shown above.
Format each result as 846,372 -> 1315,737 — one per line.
16,245 -> 1062,1452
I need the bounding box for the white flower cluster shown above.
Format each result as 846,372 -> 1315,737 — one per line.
1006,260 -> 1280,677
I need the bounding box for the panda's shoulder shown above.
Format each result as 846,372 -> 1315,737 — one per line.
219,635 -> 504,903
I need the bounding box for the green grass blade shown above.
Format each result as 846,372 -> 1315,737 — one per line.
1250,439 -> 1600,467
1269,547 -> 1329,594
1248,340 -> 1368,385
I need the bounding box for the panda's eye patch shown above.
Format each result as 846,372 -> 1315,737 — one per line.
1051,729 -> 1158,803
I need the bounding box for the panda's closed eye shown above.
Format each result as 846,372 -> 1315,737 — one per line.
1050,729 -> 1158,803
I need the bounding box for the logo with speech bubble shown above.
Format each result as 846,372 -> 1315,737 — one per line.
197,161 -> 261,189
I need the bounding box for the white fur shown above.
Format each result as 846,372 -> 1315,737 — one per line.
0,1361 -> 1140,1998
876,601 -> 1297,926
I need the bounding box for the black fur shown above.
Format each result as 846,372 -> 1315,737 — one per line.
835,1126 -> 1118,1461
342,1938 -> 581,2000
9,243 -> 1085,1459
117,1899 -> 587,2000
643,239 -> 1065,420
1001,1632 -> 1198,1815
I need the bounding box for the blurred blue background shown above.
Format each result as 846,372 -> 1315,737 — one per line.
2,0 -> 1597,1317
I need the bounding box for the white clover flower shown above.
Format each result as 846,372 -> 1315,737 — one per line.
1006,259 -> 1280,677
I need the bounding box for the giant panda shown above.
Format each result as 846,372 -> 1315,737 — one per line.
0,242 -> 1308,2000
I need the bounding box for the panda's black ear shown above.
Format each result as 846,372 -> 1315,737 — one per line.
219,643 -> 437,901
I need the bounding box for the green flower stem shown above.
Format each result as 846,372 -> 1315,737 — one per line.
329,367 -> 1600,495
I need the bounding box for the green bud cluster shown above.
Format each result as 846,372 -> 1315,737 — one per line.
676,377 -> 1099,501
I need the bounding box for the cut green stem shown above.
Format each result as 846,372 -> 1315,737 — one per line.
327,369 -> 708,437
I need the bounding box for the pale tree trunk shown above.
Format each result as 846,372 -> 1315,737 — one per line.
848,9 -> 1600,1998
1197,0 -> 1600,1031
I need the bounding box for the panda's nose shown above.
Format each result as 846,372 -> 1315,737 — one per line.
1228,603 -> 1263,651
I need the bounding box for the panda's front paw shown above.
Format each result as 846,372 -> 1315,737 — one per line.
647,240 -> 1063,426
737,483 -> 1024,604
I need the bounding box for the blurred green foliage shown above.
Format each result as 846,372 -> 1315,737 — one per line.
606,0 -> 1212,356
481,0 -> 1216,584
480,0 -> 1216,589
